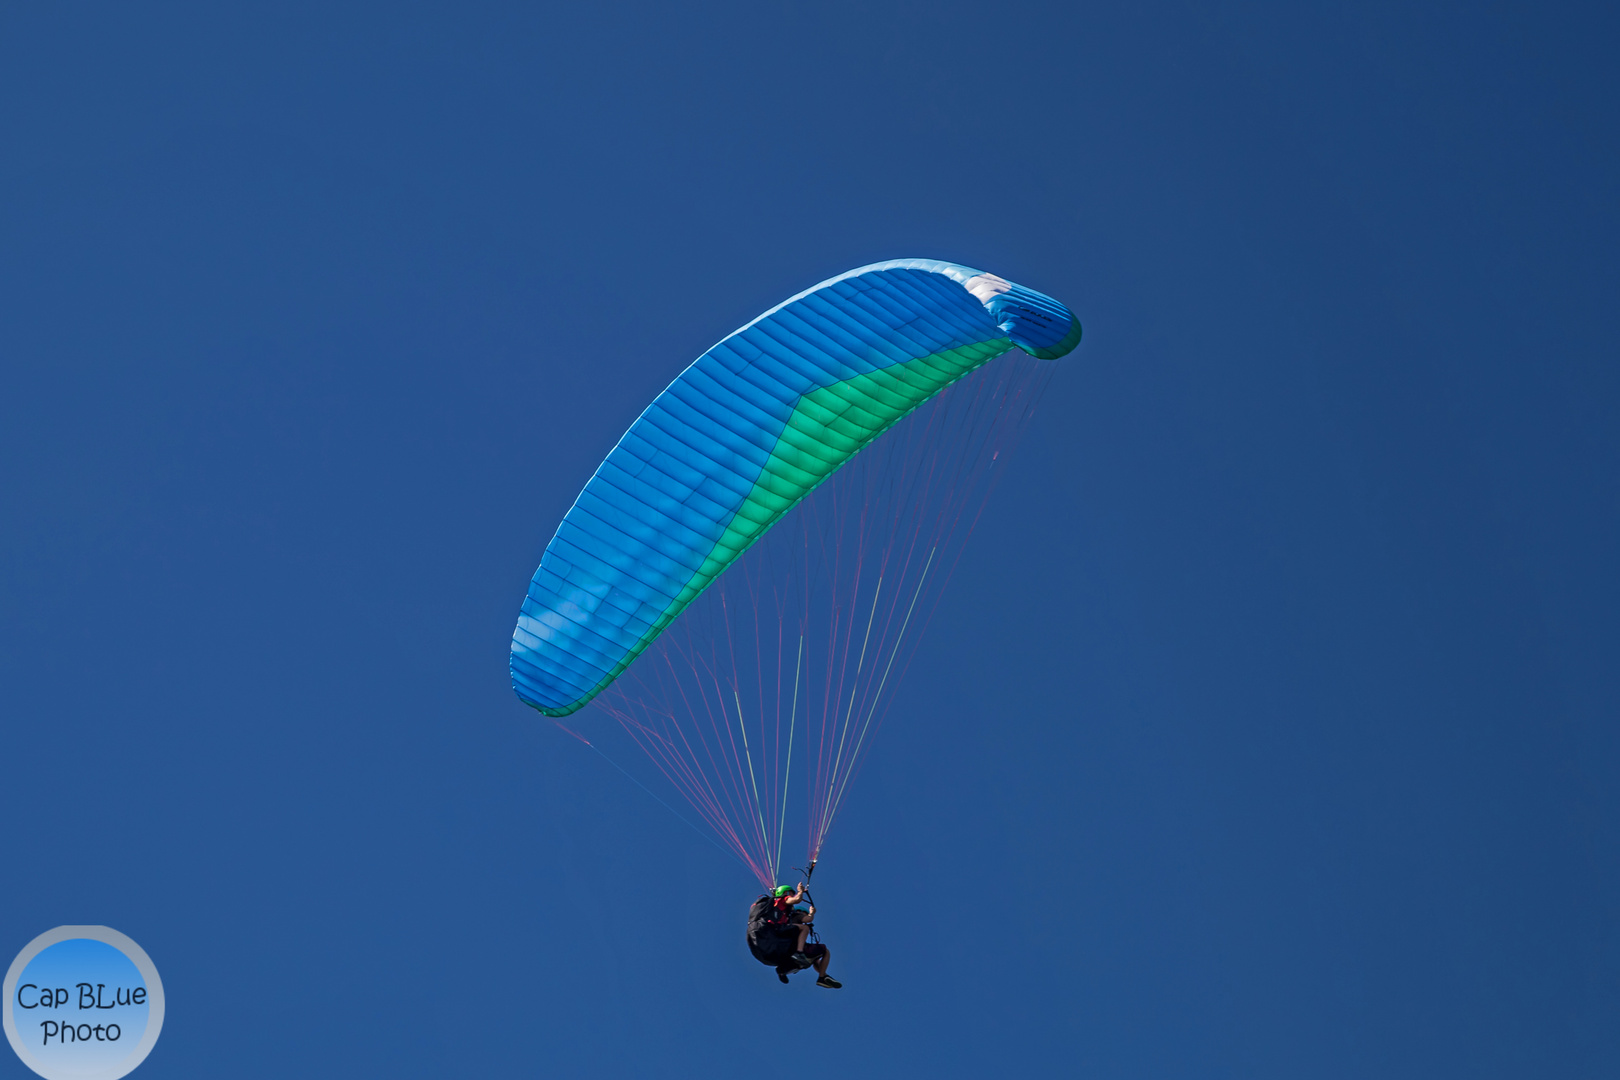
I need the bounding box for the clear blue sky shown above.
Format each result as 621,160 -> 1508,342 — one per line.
3,3 -> 1617,1077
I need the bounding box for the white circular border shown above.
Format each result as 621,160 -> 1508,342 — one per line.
3,926 -> 165,1080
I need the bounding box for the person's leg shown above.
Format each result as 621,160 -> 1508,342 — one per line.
795,923 -> 811,953
812,946 -> 840,987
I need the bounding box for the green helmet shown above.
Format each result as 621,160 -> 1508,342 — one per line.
773,885 -> 794,897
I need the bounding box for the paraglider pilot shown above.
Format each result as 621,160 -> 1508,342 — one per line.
747,883 -> 841,988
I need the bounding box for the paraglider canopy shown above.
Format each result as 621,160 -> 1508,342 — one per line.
511,259 -> 1079,717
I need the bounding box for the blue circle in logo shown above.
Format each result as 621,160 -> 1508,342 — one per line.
4,927 -> 164,1080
